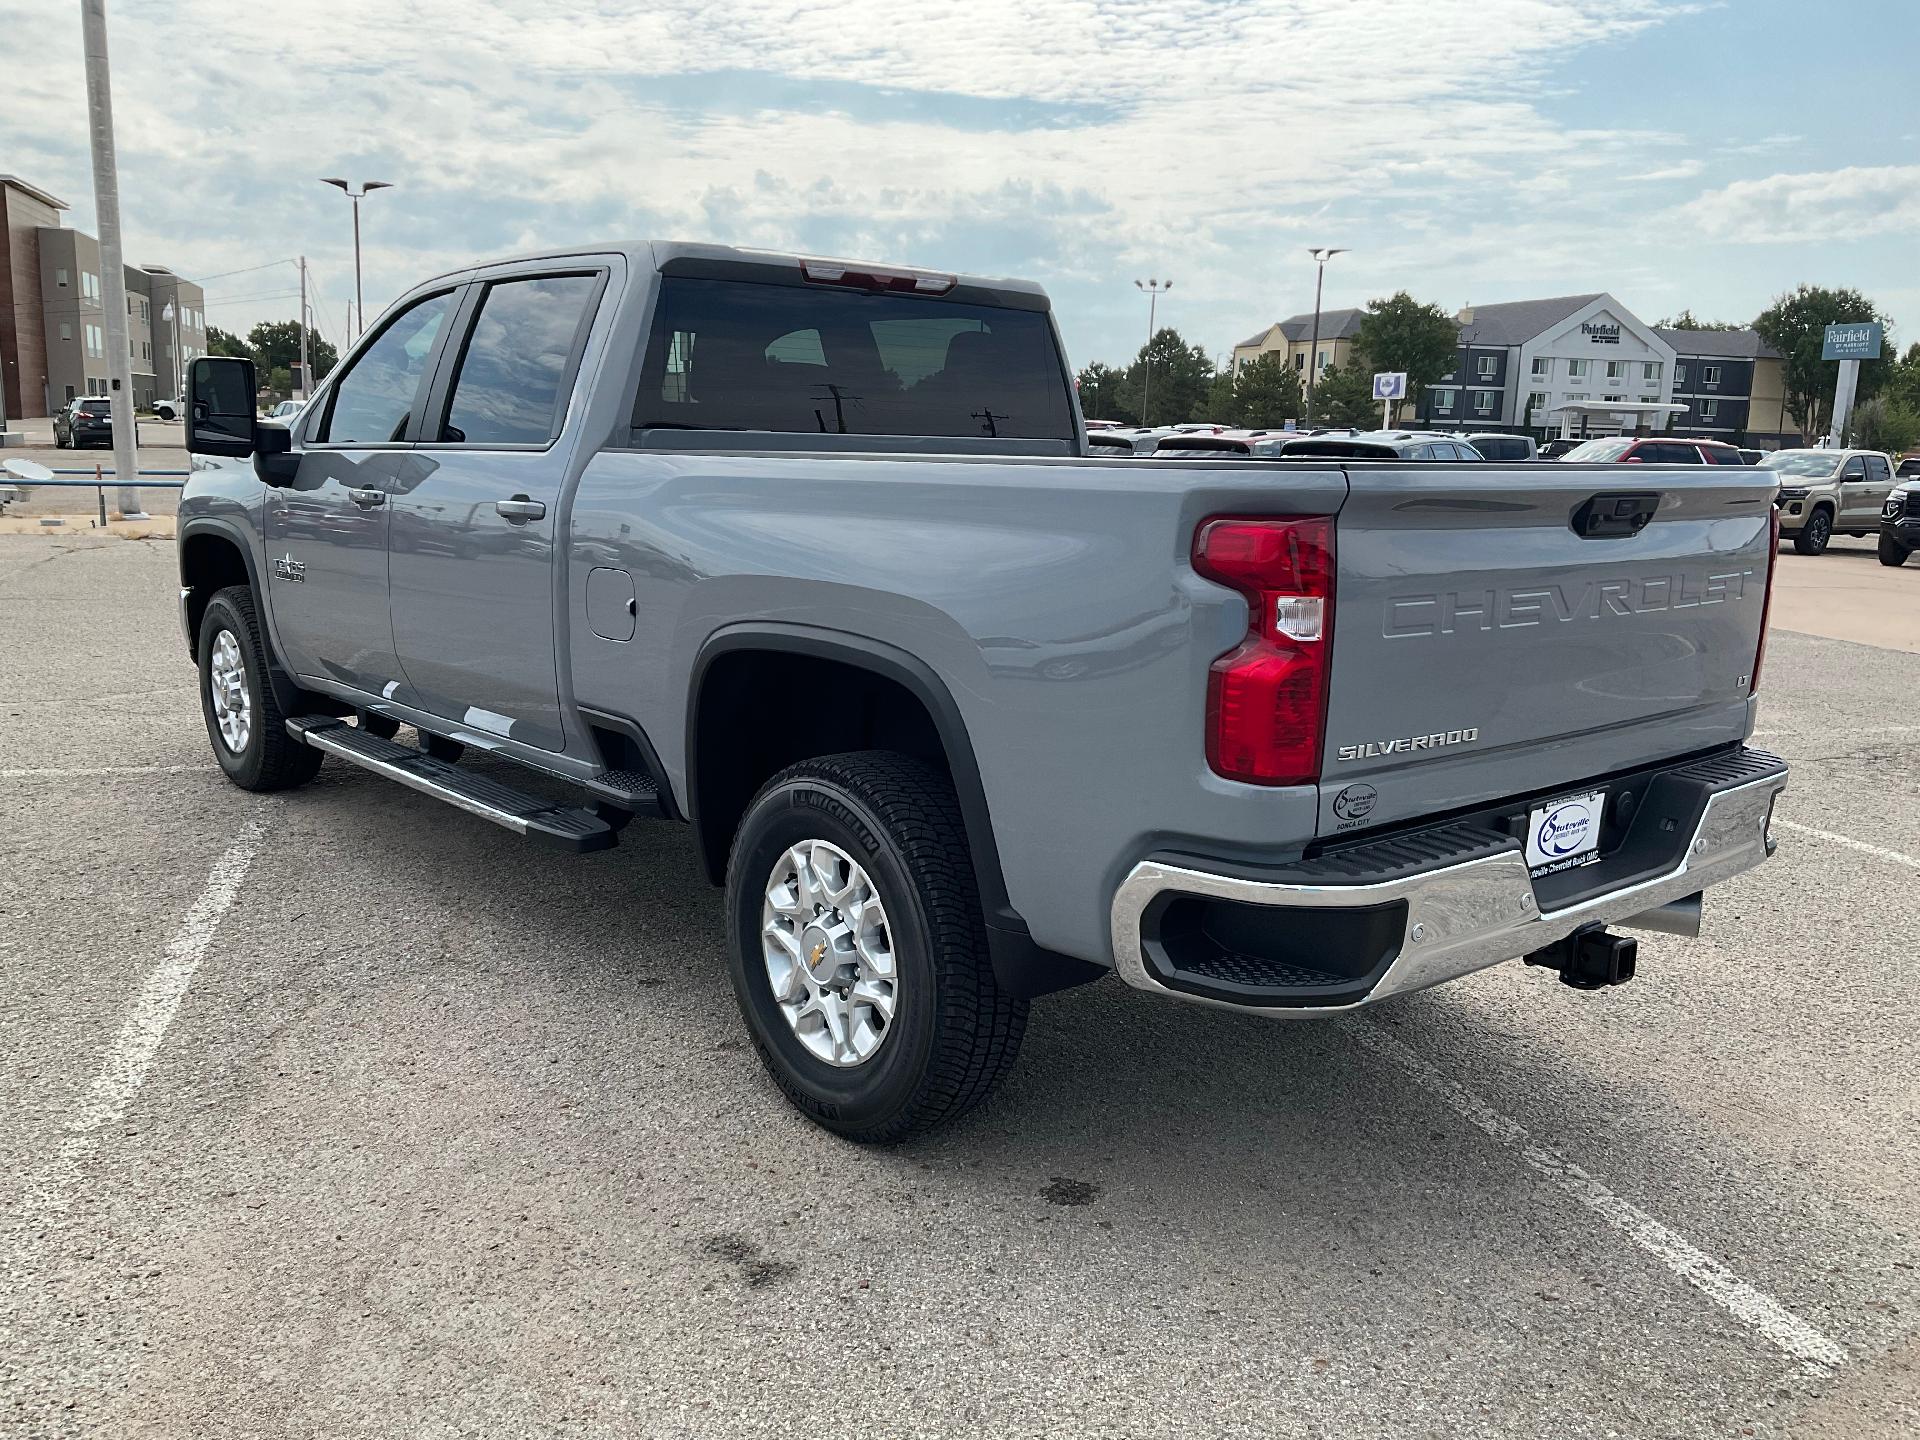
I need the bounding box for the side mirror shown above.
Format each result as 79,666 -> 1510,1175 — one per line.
187,355 -> 258,458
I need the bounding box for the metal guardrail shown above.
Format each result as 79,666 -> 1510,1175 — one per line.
2,468 -> 188,524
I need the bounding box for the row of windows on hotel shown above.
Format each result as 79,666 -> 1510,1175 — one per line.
1430,389 -> 1733,420
51,265 -> 204,330
54,318 -> 198,370
1428,355 -> 1733,420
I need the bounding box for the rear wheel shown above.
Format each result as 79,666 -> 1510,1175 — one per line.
198,586 -> 322,791
1793,507 -> 1832,555
724,751 -> 1027,1143
1880,533 -> 1911,567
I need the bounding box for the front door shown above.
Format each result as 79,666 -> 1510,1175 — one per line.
265,289 -> 458,696
388,271 -> 604,753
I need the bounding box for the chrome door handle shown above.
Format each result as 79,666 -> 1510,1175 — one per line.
495,496 -> 546,522
346,487 -> 385,509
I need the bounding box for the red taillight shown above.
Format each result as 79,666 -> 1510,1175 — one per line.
1193,516 -> 1335,785
800,258 -> 956,295
1750,504 -> 1782,695
77,410 -> 98,420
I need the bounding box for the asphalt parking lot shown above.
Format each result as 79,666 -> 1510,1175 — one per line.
3,532 -> 1916,1439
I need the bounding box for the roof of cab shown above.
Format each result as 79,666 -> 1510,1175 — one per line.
406,241 -> 1052,312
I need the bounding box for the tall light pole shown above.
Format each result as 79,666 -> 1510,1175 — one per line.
320,178 -> 391,341
79,0 -> 144,518
1134,278 -> 1171,426
1304,247 -> 1346,423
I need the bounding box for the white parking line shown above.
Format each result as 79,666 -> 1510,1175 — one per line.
1774,820 -> 1920,871
1352,1021 -> 1849,1376
0,764 -> 198,780
7,816 -> 263,1247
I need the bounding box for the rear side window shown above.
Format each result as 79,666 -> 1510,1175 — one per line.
439,274 -> 601,445
1705,446 -> 1744,465
320,291 -> 455,444
636,276 -> 1074,441
1864,455 -> 1891,482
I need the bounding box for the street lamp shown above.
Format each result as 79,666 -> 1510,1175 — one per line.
320,178 -> 392,341
1134,278 -> 1172,426
1304,247 -> 1346,422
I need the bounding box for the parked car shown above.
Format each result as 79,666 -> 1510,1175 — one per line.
154,396 -> 183,421
1895,456 -> 1920,480
1152,431 -> 1263,457
1556,436 -> 1747,467
1086,430 -> 1137,455
1538,437 -> 1585,459
1757,448 -> 1898,555
263,398 -> 307,422
1461,432 -> 1538,461
1877,476 -> 1917,566
175,241 -> 1787,1141
1260,431 -> 1486,460
53,395 -> 114,448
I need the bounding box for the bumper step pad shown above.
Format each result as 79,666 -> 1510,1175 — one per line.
286,716 -> 617,852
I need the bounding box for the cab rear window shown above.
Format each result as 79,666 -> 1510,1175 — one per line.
635,276 -> 1074,441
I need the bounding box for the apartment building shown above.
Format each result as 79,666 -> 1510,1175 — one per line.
0,174 -> 205,419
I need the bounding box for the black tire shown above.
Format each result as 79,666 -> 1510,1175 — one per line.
1793,507 -> 1832,555
197,585 -> 323,792
725,751 -> 1028,1143
421,732 -> 464,763
358,710 -> 401,739
54,429 -> 67,449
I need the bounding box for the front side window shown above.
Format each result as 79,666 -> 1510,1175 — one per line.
319,290 -> 455,444
1841,457 -> 1865,480
636,276 -> 1075,441
438,273 -> 600,445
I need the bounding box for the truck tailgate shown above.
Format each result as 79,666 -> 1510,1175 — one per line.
1318,463 -> 1776,836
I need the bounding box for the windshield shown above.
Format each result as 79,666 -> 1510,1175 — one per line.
1561,438 -> 1632,462
1759,451 -> 1844,478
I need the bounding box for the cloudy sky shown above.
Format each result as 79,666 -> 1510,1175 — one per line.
5,0 -> 1915,369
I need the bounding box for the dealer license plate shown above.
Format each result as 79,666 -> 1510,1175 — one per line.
1524,789 -> 1606,876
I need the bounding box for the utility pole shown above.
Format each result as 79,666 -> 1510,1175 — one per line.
297,255 -> 310,398
79,0 -> 144,518
1134,278 -> 1171,426
1303,247 -> 1347,424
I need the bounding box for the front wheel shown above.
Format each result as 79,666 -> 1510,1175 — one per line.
725,752 -> 1028,1143
1879,533 -> 1911,567
198,586 -> 322,791
1793,508 -> 1832,555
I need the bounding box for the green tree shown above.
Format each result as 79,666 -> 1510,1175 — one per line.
1850,396 -> 1920,456
207,326 -> 250,358
1075,361 -> 1135,424
1123,327 -> 1215,426
1752,285 -> 1893,437
1310,359 -> 1379,428
247,320 -> 340,384
1229,352 -> 1303,429
1655,310 -> 1744,331
1206,368 -> 1238,422
1354,292 -> 1459,422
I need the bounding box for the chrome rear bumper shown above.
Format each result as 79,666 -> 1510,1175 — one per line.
1110,765 -> 1787,1017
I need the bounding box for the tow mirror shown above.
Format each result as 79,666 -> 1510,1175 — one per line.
187,356 -> 257,458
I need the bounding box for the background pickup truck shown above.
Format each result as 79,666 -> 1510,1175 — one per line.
176,243 -> 1788,1141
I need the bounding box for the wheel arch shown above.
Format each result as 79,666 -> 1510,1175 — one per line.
686,623 -> 1101,1000
178,520 -> 259,658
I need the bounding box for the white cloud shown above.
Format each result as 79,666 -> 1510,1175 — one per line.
5,0 -> 1905,363
1626,160 -> 1705,181
1674,165 -> 1920,244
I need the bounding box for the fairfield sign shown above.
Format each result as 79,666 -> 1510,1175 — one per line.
1581,321 -> 1622,344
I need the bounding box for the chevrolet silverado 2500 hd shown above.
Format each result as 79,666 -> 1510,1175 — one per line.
176,243 -> 1788,1141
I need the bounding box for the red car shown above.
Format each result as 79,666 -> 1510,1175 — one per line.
1557,436 -> 1749,465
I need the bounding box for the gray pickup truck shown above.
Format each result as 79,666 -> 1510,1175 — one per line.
176,243 -> 1789,1141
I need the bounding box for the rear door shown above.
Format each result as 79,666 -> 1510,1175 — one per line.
1319,462 -> 1777,834
387,268 -> 606,752
1846,454 -> 1894,527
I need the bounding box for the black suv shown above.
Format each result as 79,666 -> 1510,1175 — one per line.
54,396 -> 113,448
1881,479 -> 1918,567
